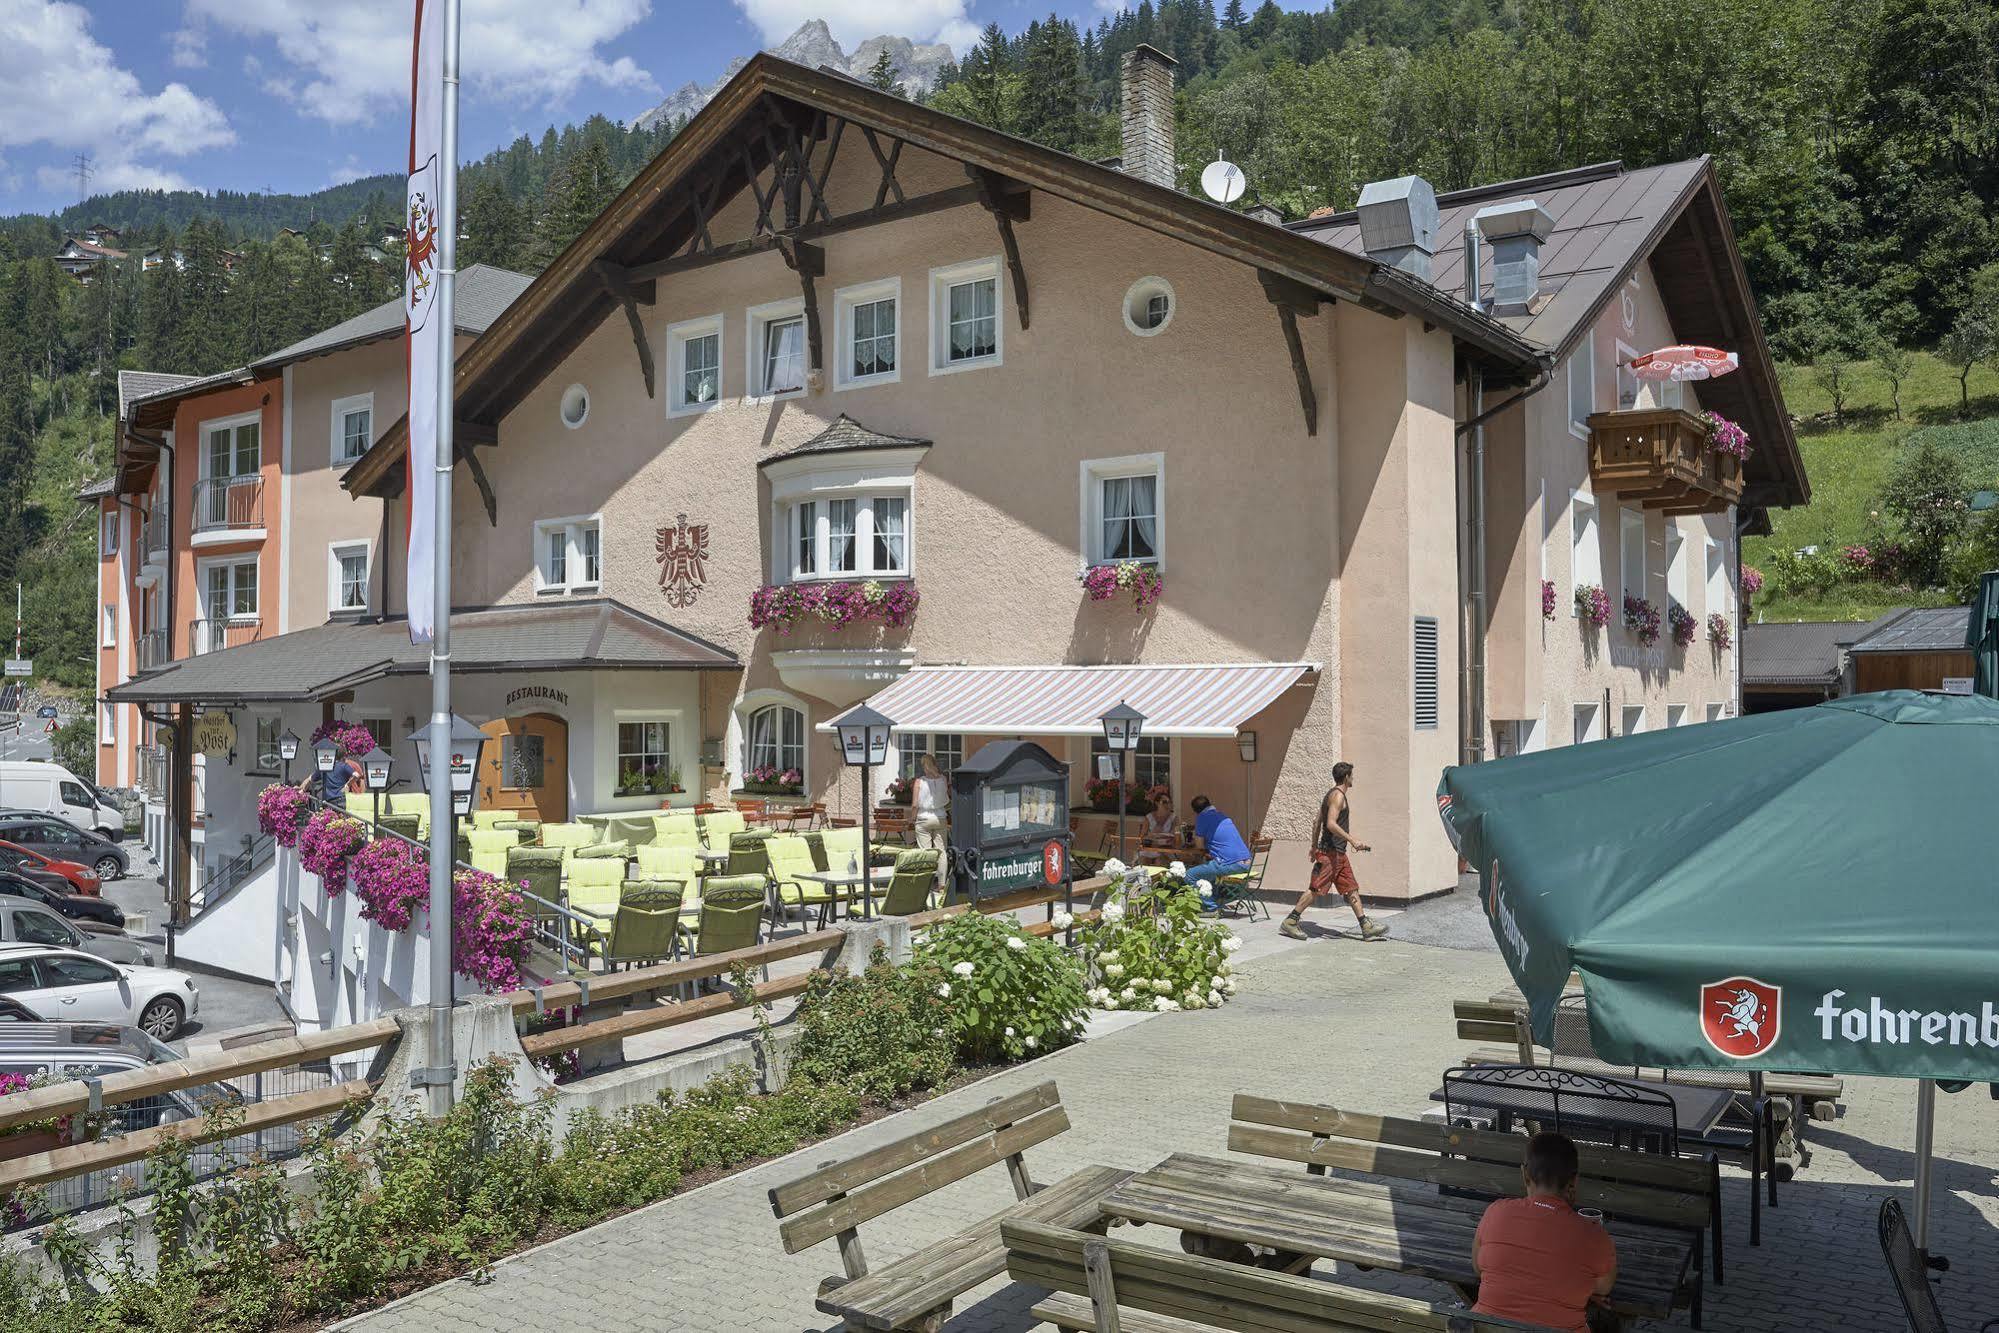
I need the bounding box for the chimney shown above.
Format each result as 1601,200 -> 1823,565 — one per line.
1354,175 -> 1439,282
1120,44 -> 1178,190
1473,199 -> 1556,309
1245,203 -> 1283,226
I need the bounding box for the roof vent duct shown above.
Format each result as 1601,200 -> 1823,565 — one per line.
1355,176 -> 1438,282
1119,45 -> 1179,190
1472,199 -> 1556,310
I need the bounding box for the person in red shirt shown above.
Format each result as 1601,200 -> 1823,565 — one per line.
1471,1132 -> 1619,1332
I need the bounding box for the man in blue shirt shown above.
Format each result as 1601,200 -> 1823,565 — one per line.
1187,795 -> 1252,912
307,756 -> 358,809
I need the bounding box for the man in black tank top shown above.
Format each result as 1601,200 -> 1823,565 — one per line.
1283,761 -> 1388,941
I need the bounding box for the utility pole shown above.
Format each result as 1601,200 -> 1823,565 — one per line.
72,154 -> 92,205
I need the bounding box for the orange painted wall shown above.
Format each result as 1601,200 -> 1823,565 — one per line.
168,381 -> 283,660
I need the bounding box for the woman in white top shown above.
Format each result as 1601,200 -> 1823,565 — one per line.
1142,787 -> 1178,843
913,754 -> 949,886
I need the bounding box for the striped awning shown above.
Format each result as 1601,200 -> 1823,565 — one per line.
824,662 -> 1317,739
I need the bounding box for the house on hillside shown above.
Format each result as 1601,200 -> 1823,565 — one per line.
107,46 -> 1805,929
54,235 -> 127,281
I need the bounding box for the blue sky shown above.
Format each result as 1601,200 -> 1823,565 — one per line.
0,0 -> 1302,217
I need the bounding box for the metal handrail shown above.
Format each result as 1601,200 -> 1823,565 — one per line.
194,831 -> 274,914
192,475 -> 263,531
140,508 -> 169,562
189,617 -> 259,656
136,627 -> 170,672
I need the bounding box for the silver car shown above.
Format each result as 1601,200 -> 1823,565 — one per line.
0,897 -> 153,966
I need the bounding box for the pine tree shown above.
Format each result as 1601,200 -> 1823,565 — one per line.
176,218 -> 233,375
529,136 -> 618,270
866,49 -> 903,96
1018,18 -> 1089,152
136,240 -> 188,373
460,175 -> 525,271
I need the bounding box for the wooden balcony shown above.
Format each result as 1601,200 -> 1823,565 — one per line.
1586,408 -> 1745,516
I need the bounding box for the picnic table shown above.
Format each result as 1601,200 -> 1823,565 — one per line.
796,865 -> 895,919
1432,1068 -> 1736,1141
1099,1152 -> 1695,1322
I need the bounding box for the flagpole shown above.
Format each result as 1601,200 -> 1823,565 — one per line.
423,0 -> 462,1118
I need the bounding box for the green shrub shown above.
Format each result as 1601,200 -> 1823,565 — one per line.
786,946 -> 956,1100
916,911 -> 1088,1063
1906,417 -> 1999,489
1078,867 -> 1243,1013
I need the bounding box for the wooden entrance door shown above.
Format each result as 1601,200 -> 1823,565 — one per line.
477,714 -> 569,823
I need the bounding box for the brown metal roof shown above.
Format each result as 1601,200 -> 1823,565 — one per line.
342,53 -> 1545,499
1294,158 -> 1805,511
757,414 -> 931,467
105,599 -> 738,704
1741,617 -> 1889,688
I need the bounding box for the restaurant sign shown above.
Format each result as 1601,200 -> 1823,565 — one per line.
192,712 -> 237,756
978,839 -> 1067,894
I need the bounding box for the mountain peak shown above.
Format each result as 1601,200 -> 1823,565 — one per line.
631,19 -> 952,132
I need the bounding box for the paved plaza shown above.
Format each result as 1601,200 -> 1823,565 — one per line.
339,900 -> 1999,1333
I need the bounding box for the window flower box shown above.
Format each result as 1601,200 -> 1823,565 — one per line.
886,776 -> 913,805
1574,583 -> 1611,628
1080,561 -> 1163,612
1085,777 -> 1152,815
748,579 -> 918,634
1623,594 -> 1662,647
1541,579 -> 1557,621
615,765 -> 684,799
1668,602 -> 1697,648
1707,612 -> 1734,649
744,765 -> 805,797
1698,410 -> 1752,460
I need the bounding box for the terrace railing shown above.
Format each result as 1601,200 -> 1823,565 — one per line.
193,475 -> 264,532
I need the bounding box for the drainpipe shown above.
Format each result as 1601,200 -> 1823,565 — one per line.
152,431 -> 193,925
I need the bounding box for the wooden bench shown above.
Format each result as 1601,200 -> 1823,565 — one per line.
1003,1218 -> 1546,1332
1228,1094 -> 1716,1326
767,1080 -> 1131,1331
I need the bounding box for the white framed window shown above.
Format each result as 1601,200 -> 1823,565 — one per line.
1706,537 -> 1728,619
1122,276 -> 1175,337
329,541 -> 370,614
533,515 -> 602,595
1666,704 -> 1687,728
743,702 -> 805,779
835,278 -> 899,389
250,715 -> 281,776
99,508 -> 119,557
614,714 -> 676,797
1615,341 -> 1640,411
781,493 -> 908,580
100,603 -> 116,648
746,297 -> 807,401
1081,453 -> 1164,567
1569,491 -> 1600,610
100,703 -> 116,747
1567,338 -> 1595,436
929,256 -> 1003,374
1089,734 -> 1171,790
201,412 -> 261,480
1706,702 -> 1726,723
666,313 -> 724,416
1621,705 -> 1645,737
1620,507 -> 1646,602
330,393 -> 373,464
1573,702 -> 1602,745
200,558 -> 259,620
1665,522 -> 1687,608
896,732 -> 964,777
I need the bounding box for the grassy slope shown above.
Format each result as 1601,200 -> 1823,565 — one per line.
21,376 -> 116,693
1746,352 -> 1999,622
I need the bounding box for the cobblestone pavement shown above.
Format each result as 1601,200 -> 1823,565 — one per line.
338,919 -> 1999,1333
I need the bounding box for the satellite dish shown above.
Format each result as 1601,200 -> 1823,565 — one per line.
1201,158 -> 1246,204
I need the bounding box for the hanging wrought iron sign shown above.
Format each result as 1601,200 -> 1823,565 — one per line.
656,512 -> 710,608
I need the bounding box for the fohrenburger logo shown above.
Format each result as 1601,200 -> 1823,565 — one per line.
1814,990 -> 1999,1049
1700,976 -> 1781,1059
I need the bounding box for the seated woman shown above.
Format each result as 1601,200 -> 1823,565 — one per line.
1141,786 -> 1177,844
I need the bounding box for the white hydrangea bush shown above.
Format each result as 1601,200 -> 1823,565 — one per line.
1079,861 -> 1243,1013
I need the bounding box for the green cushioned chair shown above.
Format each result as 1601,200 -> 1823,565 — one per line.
653,811 -> 700,843
634,843 -> 700,889
564,856 -> 627,956
607,882 -> 683,969
1209,837 -> 1272,921
385,792 -> 432,839
725,829 -> 771,879
464,828 -> 518,879
698,809 -> 747,852
766,832 -> 841,925
819,826 -> 865,876
505,846 -> 568,943
606,813 -> 659,847
469,808 -> 514,832
540,822 -> 597,857
574,840 -> 634,861
677,875 -> 766,975
877,849 -> 941,917
376,813 -> 421,844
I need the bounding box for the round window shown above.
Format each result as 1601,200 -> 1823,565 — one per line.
1122,277 -> 1175,337
559,383 -> 589,429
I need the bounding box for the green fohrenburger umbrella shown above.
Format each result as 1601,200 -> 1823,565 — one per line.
1967,571 -> 1999,698
1437,691 -> 1999,1258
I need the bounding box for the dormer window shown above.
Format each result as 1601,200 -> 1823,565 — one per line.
747,297 -> 807,401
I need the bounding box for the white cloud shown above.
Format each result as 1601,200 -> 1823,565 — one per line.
0,1 -> 232,197
169,25 -> 206,68
733,0 -> 973,52
326,157 -> 374,188
190,0 -> 659,126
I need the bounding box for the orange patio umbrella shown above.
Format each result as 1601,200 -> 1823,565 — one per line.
1625,344 -> 1739,381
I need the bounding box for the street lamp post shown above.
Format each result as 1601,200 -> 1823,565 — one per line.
1236,730 -> 1258,838
410,714 -> 486,845
361,745 -> 393,828
278,729 -> 302,785
312,737 -> 339,807
834,704 -> 894,919
1099,701 -> 1146,869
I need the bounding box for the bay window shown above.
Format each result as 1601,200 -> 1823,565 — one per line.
783,493 -> 911,581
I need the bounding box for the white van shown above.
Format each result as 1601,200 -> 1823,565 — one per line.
0,762 -> 122,840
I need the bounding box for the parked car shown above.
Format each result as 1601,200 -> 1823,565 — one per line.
0,762 -> 125,844
0,812 -> 128,881
0,946 -> 198,1040
0,839 -> 98,896
0,899 -> 151,966
0,1023 -> 237,1128
0,995 -> 42,1021
0,873 -> 124,929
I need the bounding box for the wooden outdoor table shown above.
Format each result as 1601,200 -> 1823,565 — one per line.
1431,1070 -> 1736,1139
1098,1152 -> 1694,1321
796,865 -> 895,919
